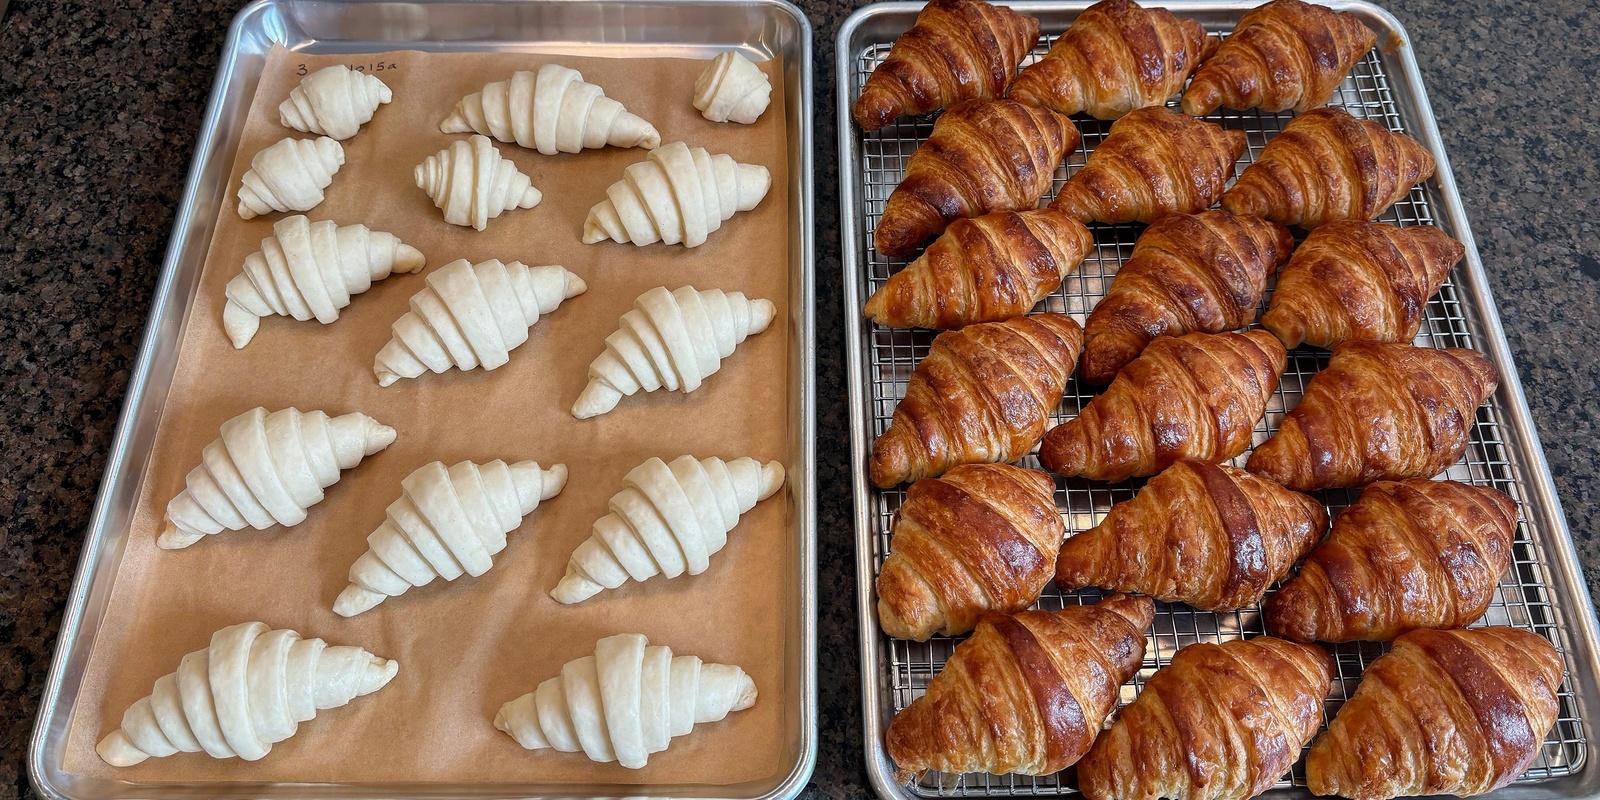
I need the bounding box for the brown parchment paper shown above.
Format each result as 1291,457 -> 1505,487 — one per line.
62,45 -> 793,787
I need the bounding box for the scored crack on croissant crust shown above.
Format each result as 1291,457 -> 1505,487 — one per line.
440,64 -> 661,154
1049,106 -> 1246,225
278,65 -> 392,140
1181,0 -> 1377,116
414,135 -> 542,230
582,141 -> 772,248
236,136 -> 344,220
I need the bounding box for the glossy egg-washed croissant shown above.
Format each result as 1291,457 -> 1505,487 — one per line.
1051,107 -> 1245,225
1307,626 -> 1563,800
886,594 -> 1154,779
1181,0 -> 1377,116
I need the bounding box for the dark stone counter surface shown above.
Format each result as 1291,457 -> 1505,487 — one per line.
2,1 -> 1597,797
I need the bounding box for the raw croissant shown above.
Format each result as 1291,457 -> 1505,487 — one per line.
1056,459 -> 1327,611
278,65 -> 392,140
1040,330 -> 1285,483
1245,341 -> 1498,490
236,136 -> 344,220
335,460 -> 569,616
573,286 -> 774,419
852,0 -> 1041,132
374,259 -> 586,387
1221,107 -> 1435,229
1079,637 -> 1333,800
1079,211 -> 1293,384
495,633 -> 756,768
870,313 -> 1083,488
440,64 -> 661,154
885,594 -> 1153,779
222,215 -> 425,348
1181,0 -> 1377,116
1266,479 -> 1517,643
694,52 -> 771,124
414,134 -> 542,231
583,141 -> 771,248
875,99 -> 1079,257
1306,626 -> 1562,799
1262,221 -> 1465,349
877,463 -> 1063,641
96,622 -> 397,766
1050,107 -> 1245,224
1008,0 -> 1216,119
160,407 -> 395,550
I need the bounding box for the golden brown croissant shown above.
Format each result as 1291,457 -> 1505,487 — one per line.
1080,211 -> 1293,384
1056,459 -> 1326,611
1007,0 -> 1216,119
1050,107 -> 1246,224
1266,479 -> 1517,643
1181,0 -> 1377,116
885,594 -> 1153,779
1040,330 -> 1286,482
1079,637 -> 1333,800
1306,626 -> 1562,800
872,313 -> 1083,487
876,100 -> 1079,257
1245,341 -> 1497,491
854,0 -> 1042,132
877,463 -> 1064,641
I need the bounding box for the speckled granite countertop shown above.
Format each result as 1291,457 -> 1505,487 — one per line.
3,1 -> 1598,797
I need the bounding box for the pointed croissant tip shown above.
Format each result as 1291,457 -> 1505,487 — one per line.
1220,187 -> 1267,219
364,422 -> 398,454
222,300 -> 260,349
394,244 -> 426,274
748,298 -> 777,334
157,518 -> 201,550
552,569 -> 603,604
540,463 -> 570,498
334,584 -> 386,617
96,730 -> 149,767
1097,593 -> 1157,630
868,431 -> 912,489
314,135 -> 345,165
1259,309 -> 1305,350
731,669 -> 758,712
374,364 -> 402,388
735,164 -> 772,211
1180,81 -> 1221,116
1038,425 -> 1085,478
572,381 -> 621,419
581,214 -> 608,244
758,461 -> 786,499
563,271 -> 588,298
362,656 -> 399,694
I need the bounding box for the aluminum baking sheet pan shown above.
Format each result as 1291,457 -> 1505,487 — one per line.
839,3 -> 1600,799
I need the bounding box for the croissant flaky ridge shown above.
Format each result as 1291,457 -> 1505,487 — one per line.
694,52 -> 772,124
414,135 -> 542,230
237,136 -> 344,220
278,65 -> 392,140
440,64 -> 660,154
583,142 -> 771,248
1049,106 -> 1246,225
1182,0 -> 1377,116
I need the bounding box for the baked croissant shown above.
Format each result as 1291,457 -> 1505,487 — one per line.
1008,0 -> 1216,119
1079,211 -> 1293,384
160,407 -> 395,550
1049,107 -> 1245,225
414,135 -> 542,230
1262,221 -> 1465,349
1181,0 -> 1377,116
374,259 -> 586,387
222,215 -> 425,348
96,622 -> 397,766
870,313 -> 1083,488
1266,479 -> 1517,643
440,64 -> 661,154
1040,330 -> 1285,483
278,65 -> 392,140
335,460 -> 569,616
1221,108 -> 1435,229
874,99 -> 1079,257
236,136 -> 344,220
1056,459 -> 1326,611
1306,626 -> 1562,799
885,594 -> 1153,779
1079,637 -> 1333,800
864,209 -> 1093,329
582,141 -> 771,248
551,455 -> 785,604
694,52 -> 771,124
852,0 -> 1041,132
1245,341 -> 1497,490
495,633 -> 756,768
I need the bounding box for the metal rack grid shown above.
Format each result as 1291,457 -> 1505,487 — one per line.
851,36 -> 1588,798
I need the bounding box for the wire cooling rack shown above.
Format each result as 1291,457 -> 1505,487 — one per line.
850,35 -> 1588,798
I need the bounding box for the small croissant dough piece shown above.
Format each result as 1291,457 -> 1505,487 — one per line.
1246,341 -> 1498,490
160,407 -> 395,550
495,633 -> 757,768
96,622 -> 397,766
871,313 -> 1083,488
552,455 -> 784,604
1040,330 -> 1286,483
1056,459 -> 1327,611
1267,479 -> 1517,643
573,286 -> 774,419
222,215 -> 425,348
414,134 -> 542,230
885,594 -> 1154,779
440,64 -> 661,154
876,463 -> 1063,641
374,258 -> 586,387
236,136 -> 344,220
278,65 -> 392,140
1079,637 -> 1334,800
1050,106 -> 1245,225
694,52 -> 771,124
335,460 -> 569,616
1306,626 -> 1563,800
582,141 -> 771,248
1181,0 -> 1377,116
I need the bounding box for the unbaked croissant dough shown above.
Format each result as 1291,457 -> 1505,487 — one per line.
495,633 -> 756,768
440,64 -> 661,154
96,622 -> 397,766
374,258 -> 586,386
582,141 -> 770,248
572,285 -> 774,418
160,407 -> 395,550
414,135 -> 542,230
694,52 -> 771,124
237,136 -> 344,220
222,215 -> 425,348
278,65 -> 392,140
552,455 -> 784,604
335,460 -> 568,616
